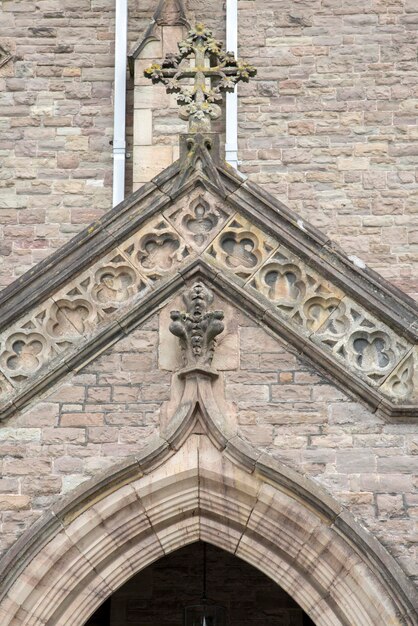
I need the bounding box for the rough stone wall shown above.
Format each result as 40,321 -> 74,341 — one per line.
238,0 -> 418,300
0,0 -> 155,288
229,316 -> 418,582
0,314 -> 167,556
0,303 -> 416,586
0,0 -> 417,610
1,0 -> 417,298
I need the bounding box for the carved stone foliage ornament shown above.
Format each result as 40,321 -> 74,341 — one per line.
144,23 -> 256,132
169,282 -> 224,369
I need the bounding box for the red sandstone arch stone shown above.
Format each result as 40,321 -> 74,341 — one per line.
0,417 -> 416,626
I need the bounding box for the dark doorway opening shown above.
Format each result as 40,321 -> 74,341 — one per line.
85,542 -> 316,625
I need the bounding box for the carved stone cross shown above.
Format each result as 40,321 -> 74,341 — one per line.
144,23 -> 256,132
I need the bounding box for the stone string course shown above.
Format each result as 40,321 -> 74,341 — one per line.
0,309 -> 416,583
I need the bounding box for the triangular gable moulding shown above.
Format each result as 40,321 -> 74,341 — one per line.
0,24 -> 417,421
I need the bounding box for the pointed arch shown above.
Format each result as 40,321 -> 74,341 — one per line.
0,427 -> 416,626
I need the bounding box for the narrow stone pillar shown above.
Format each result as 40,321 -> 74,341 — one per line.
130,3 -> 189,190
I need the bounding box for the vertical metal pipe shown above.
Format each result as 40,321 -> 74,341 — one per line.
112,0 -> 128,207
225,0 -> 238,168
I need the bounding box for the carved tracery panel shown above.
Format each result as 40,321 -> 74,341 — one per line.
0,189 -> 415,412
312,299 -> 410,386
0,250 -> 150,388
380,350 -> 417,402
120,216 -> 192,282
164,190 -> 231,252
0,209 -> 196,398
249,246 -> 345,336
206,216 -> 279,279
0,322 -> 57,384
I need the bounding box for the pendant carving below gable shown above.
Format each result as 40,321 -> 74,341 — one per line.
169,282 -> 224,370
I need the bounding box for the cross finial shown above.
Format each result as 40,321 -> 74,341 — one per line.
144,23 -> 256,133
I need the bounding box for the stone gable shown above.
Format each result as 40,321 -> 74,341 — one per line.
0,3 -> 418,623
0,148 -> 416,420
0,296 -> 416,579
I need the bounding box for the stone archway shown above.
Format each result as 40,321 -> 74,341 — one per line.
85,542 -> 317,625
0,429 -> 416,626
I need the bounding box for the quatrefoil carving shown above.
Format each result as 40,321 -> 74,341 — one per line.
165,193 -> 230,252
126,222 -> 190,281
93,265 -> 138,305
303,296 -> 341,332
208,218 -> 278,279
139,234 -> 181,269
348,331 -> 395,376
183,197 -> 219,247
1,332 -> 47,381
47,299 -> 95,338
258,263 -> 305,311
220,232 -> 259,269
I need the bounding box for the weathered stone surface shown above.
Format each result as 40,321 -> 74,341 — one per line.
0,298 -> 416,590
0,1 -> 417,620
0,433 -> 415,626
159,292 -> 239,372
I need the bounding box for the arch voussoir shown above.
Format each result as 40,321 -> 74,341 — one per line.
0,432 -> 416,626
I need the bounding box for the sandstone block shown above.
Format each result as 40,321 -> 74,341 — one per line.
0,495 -> 31,511
86,386 -> 111,403
60,412 -> 104,427
133,145 -> 173,183
133,109 -> 153,146
3,458 -> 51,476
271,385 -> 312,402
376,494 -> 405,519
337,450 -> 376,473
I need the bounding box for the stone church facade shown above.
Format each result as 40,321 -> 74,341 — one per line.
0,1 -> 417,625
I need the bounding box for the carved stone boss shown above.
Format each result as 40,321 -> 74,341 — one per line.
169,282 -> 224,374
144,23 -> 256,132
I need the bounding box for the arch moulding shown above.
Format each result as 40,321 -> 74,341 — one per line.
0,400 -> 417,626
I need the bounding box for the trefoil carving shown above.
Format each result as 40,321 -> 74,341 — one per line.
169,282 -> 224,369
